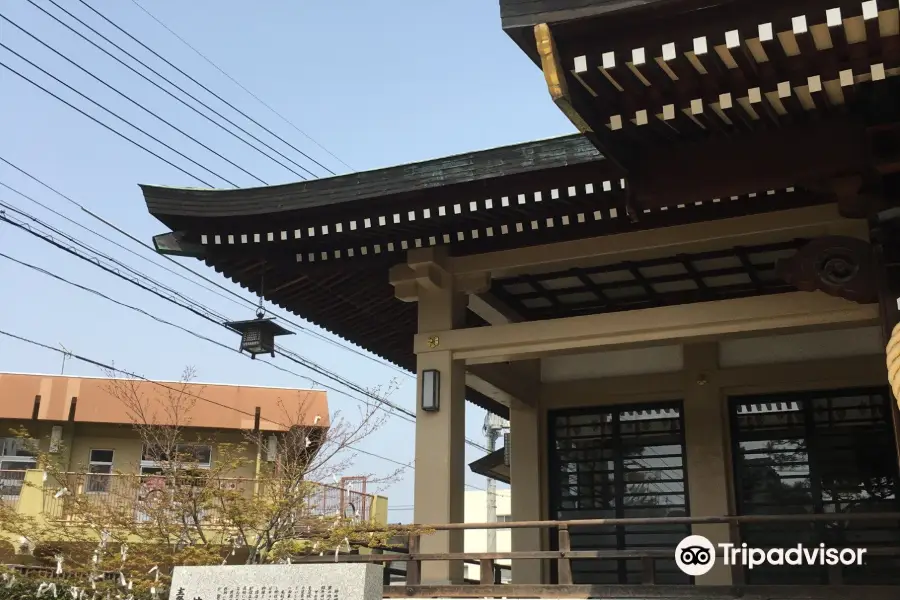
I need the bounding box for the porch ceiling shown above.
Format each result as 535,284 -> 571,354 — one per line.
492,239 -> 806,321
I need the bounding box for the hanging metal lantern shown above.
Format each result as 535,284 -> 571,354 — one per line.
226,267 -> 293,358
226,314 -> 293,359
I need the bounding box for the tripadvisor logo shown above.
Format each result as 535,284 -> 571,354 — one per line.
675,535 -> 868,577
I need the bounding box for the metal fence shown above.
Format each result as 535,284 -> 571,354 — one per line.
39,473 -> 373,524
303,477 -> 371,521
0,469 -> 26,510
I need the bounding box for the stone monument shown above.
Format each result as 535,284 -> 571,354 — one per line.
168,564 -> 383,600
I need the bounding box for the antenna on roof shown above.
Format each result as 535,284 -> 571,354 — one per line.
59,343 -> 72,375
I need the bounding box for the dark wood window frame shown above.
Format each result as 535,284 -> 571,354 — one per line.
729,386 -> 900,585
548,400 -> 691,585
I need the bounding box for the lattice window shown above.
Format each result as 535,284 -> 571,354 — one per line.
730,388 -> 900,585
549,402 -> 690,584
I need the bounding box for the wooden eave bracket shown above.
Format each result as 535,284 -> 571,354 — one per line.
389,249 -> 490,302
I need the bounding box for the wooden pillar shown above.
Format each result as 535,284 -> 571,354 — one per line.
509,375 -> 545,584
871,221 -> 900,471
413,260 -> 468,584
682,343 -> 733,585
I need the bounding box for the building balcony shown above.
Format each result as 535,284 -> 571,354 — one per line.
2,470 -> 388,537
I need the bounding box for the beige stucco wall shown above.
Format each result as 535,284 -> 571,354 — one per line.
506,325 -> 887,584
1,420 -> 258,478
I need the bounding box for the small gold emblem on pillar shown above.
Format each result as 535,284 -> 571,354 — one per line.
427,335 -> 440,348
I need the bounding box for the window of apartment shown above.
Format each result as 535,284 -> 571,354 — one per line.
0,437 -> 36,464
86,449 -> 114,493
730,387 -> 900,586
496,514 -> 512,523
0,437 -> 36,498
139,443 -> 211,475
549,402 -> 689,585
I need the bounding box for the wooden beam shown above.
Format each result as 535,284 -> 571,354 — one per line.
467,292 -> 521,325
630,119 -> 870,210
467,362 -> 540,407
415,292 -> 879,362
449,203 -> 866,279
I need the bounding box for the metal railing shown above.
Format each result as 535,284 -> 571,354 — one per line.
0,469 -> 26,509
302,479 -> 371,522
293,512 -> 900,599
38,473 -> 374,524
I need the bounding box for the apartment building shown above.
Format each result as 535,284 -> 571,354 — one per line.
0,372 -> 387,544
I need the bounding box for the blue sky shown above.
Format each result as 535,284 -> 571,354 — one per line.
0,0 -> 573,521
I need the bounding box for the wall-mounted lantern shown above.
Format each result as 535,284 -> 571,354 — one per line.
420,369 -> 440,412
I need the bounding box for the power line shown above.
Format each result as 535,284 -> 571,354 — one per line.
0,327 -> 414,474
0,199 -> 231,322
4,9 -> 400,375
0,176 -> 256,312
0,56 -> 216,187
0,153 -> 410,378
127,1 -> 351,173
0,13 -> 267,187
0,208 -> 489,453
28,0 -> 315,180
128,0 -> 353,173
75,0 -> 337,177
0,42 -> 236,187
0,327 -> 487,491
0,207 -> 414,422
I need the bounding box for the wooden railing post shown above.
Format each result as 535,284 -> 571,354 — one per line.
405,534 -> 421,586
479,559 -> 495,585
557,524 -> 573,585
641,556 -> 656,584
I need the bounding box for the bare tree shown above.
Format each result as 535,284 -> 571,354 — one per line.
13,367 -> 418,595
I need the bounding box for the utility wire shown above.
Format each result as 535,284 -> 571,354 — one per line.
128,0 -> 353,173
0,327 -> 420,476
0,199 -> 230,322
0,14 -> 267,186
0,324 -> 488,492
0,177 -> 255,312
0,206 -> 414,423
29,0 -> 314,180
0,43 -> 235,187
0,56 -> 216,187
76,0 -> 337,177
0,157 -> 412,378
0,209 -> 490,453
